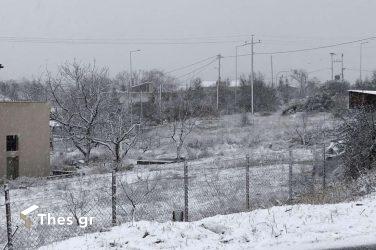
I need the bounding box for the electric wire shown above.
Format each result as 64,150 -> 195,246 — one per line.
223,36 -> 376,58
174,58 -> 217,80
0,36 -> 246,45
166,55 -> 217,74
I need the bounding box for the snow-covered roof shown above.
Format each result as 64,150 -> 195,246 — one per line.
201,81 -> 216,87
348,90 -> 376,95
201,80 -> 239,88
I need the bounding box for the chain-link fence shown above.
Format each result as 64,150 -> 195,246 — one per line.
1,149 -> 333,249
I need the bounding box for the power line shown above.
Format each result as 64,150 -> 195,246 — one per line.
0,34 -> 367,43
308,68 -> 331,74
174,58 -> 217,79
257,37 -> 375,55
0,34 -> 252,41
179,60 -> 216,83
0,36 -> 246,45
347,68 -> 374,73
1,34 -> 375,50
166,55 -> 217,74
223,36 -> 376,58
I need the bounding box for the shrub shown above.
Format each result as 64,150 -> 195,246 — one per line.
282,80 -> 349,115
282,100 -> 305,115
339,109 -> 376,179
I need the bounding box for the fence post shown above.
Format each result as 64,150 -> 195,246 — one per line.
246,155 -> 250,210
5,184 -> 13,250
183,161 -> 189,222
322,143 -> 326,191
288,150 -> 293,203
111,170 -> 117,226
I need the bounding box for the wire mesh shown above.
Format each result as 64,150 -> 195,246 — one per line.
1,153 -> 330,249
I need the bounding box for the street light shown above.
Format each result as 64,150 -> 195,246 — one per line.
129,49 -> 141,124
360,41 -> 369,83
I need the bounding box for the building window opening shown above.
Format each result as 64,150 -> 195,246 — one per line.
6,135 -> 18,151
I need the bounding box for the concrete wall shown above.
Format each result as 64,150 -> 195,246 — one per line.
0,102 -> 50,178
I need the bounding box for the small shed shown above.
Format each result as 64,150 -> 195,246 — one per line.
348,90 -> 376,110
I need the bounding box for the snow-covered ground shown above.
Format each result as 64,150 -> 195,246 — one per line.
1,112 -> 339,249
40,193 -> 376,250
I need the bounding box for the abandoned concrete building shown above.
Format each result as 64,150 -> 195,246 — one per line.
348,90 -> 376,110
0,102 -> 50,179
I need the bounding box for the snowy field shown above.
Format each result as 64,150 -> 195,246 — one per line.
40,192 -> 376,250
0,112 -> 339,249
0,156 -> 320,249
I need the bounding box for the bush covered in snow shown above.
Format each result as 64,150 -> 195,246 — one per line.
282,80 -> 349,115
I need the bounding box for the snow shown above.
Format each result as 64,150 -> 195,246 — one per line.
0,94 -> 10,101
49,120 -> 61,127
40,193 -> 376,250
201,80 -> 238,87
201,80 -> 216,87
348,89 -> 376,95
0,112 -> 338,249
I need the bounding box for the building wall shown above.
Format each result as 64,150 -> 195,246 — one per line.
349,92 -> 376,110
0,102 -> 50,178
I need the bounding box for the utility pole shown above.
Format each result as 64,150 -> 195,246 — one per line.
334,53 -> 344,82
216,54 -> 223,110
234,46 -> 239,109
341,53 -> 344,82
159,82 -> 162,112
330,53 -> 335,81
360,41 -> 368,83
140,89 -> 143,124
235,47 -> 238,109
250,35 -> 261,116
235,41 -> 250,111
270,55 -> 274,88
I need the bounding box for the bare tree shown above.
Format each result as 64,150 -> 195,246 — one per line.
48,61 -> 110,162
86,90 -> 142,226
93,90 -> 140,170
163,90 -> 199,160
291,69 -> 308,98
61,179 -> 93,226
118,173 -> 159,223
294,112 -> 308,146
284,112 -> 309,145
0,80 -> 20,100
19,77 -> 48,101
140,70 -> 178,123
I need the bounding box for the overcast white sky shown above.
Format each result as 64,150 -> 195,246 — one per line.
0,0 -> 375,85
